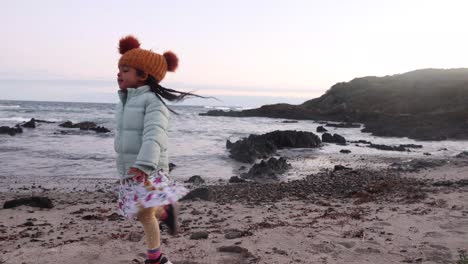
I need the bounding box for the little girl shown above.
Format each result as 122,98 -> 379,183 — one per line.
115,35 -> 199,264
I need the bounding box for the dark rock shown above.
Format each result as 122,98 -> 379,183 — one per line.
59,121 -> 97,130
334,165 -> 351,171
340,149 -> 351,154
185,175 -> 205,184
423,152 -> 431,156
190,231 -> 209,240
322,133 -> 346,144
369,144 -> 407,151
229,176 -> 246,183
433,179 -> 468,187
181,188 -> 212,201
225,230 -> 243,239
281,120 -> 298,123
82,214 -> 105,220
59,121 -> 110,133
58,121 -> 74,128
322,133 -> 334,143
316,126 -> 328,132
21,118 -> 36,128
456,151 -> 468,158
241,157 -> 291,180
224,229 -> 251,239
226,139 -> 233,149
3,197 -> 53,209
352,140 -> 372,144
229,130 -> 321,163
400,144 -> 423,149
326,122 -> 360,128
107,213 -> 124,221
169,163 -> 176,172
77,122 -> 97,130
218,245 -> 253,258
35,119 -> 55,123
0,126 -> 23,136
333,134 -> 346,144
90,126 -> 110,133
433,181 -> 454,187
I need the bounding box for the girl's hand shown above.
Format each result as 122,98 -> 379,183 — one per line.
127,167 -> 148,183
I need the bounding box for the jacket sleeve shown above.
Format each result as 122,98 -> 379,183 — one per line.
133,96 -> 169,174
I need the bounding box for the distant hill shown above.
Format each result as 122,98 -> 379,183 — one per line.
301,68 -> 468,116
201,68 -> 468,140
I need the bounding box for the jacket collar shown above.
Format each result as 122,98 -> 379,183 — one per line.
118,85 -> 151,103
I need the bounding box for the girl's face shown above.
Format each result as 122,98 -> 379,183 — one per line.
117,65 -> 147,90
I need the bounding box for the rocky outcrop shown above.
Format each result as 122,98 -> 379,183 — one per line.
185,175 -> 205,184
325,122 -> 360,128
59,121 -> 110,133
59,121 -> 96,129
228,130 -> 321,163
455,151 -> 468,158
241,157 -> 291,181
316,126 -> 328,132
0,126 -> 23,136
92,126 -> 111,133
3,197 -> 54,209
229,176 -> 246,183
369,144 -> 422,152
17,118 -> 55,129
21,118 -> 36,128
182,188 -> 213,201
321,133 -> 346,145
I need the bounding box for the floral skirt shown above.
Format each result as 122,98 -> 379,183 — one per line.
117,170 -> 188,219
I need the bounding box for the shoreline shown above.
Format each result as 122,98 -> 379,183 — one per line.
1,155 -> 467,263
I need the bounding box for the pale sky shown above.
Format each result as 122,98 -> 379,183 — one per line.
1,0 -> 467,107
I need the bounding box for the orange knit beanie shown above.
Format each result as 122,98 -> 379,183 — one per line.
118,35 -> 178,82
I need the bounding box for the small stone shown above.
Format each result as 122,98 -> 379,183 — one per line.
184,175 -> 205,184
190,231 -> 209,240
224,230 -> 243,239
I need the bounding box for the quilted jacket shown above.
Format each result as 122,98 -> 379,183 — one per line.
114,85 -> 170,179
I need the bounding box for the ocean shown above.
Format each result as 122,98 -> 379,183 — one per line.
1,99 -> 468,186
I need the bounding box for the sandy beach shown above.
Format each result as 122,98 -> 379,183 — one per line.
1,154 -> 467,264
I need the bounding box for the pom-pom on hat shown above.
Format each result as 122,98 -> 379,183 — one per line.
118,35 -> 178,82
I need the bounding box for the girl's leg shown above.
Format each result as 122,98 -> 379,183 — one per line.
137,207 -> 173,263
137,207 -> 161,252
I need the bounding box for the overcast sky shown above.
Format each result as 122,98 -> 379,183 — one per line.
1,0 -> 467,107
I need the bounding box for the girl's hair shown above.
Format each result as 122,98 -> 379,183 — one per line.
136,70 -> 211,114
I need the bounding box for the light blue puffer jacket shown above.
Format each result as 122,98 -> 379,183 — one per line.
114,85 -> 170,179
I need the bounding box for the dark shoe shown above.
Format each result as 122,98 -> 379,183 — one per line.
162,204 -> 178,235
145,254 -> 172,264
